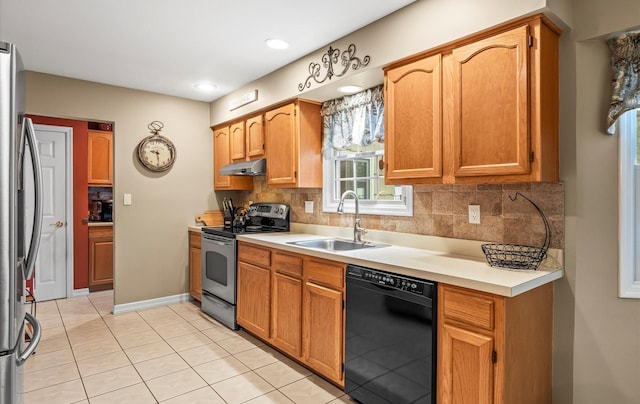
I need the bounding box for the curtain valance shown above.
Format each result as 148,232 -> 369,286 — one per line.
607,33 -> 640,134
321,85 -> 384,154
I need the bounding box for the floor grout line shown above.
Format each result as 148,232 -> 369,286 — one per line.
25,291 -> 352,404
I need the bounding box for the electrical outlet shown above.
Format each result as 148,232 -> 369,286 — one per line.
468,205 -> 480,224
305,201 -> 314,213
123,193 -> 132,206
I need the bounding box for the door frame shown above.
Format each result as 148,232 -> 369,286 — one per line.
33,124 -> 75,299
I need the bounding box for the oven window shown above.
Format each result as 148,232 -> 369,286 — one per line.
205,251 -> 228,286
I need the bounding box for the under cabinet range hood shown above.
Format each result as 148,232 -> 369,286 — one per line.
219,158 -> 266,176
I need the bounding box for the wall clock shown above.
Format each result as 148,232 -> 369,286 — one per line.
137,121 -> 176,172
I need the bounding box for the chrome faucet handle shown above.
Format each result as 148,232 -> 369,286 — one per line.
354,219 -> 367,242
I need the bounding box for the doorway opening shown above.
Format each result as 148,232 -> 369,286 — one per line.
27,115 -> 115,303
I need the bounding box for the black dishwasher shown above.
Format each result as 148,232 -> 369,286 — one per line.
345,264 -> 437,404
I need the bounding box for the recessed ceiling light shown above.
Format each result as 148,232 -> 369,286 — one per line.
265,38 -> 289,50
338,85 -> 363,94
195,82 -> 217,91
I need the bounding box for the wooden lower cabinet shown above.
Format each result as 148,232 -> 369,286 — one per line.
88,226 -> 113,291
237,261 -> 271,340
440,324 -> 494,403
188,231 -> 201,301
237,242 -> 345,387
302,279 -> 343,383
272,272 -> 302,357
438,283 -> 553,404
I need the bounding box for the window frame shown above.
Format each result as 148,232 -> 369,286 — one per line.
322,147 -> 413,216
618,109 -> 640,298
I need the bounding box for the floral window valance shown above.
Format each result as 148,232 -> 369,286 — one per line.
320,85 -> 384,155
607,33 -> 640,134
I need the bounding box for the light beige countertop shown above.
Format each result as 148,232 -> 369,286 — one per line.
88,222 -> 113,227
236,223 -> 563,298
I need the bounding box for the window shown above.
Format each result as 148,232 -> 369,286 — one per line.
618,108 -> 640,298
321,85 -> 412,216
322,141 -> 413,216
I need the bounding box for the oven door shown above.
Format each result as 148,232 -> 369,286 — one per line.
201,233 -> 236,304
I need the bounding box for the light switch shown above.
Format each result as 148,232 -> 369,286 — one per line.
123,193 -> 132,206
305,201 -> 314,213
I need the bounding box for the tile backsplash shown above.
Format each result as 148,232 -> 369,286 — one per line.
224,178 -> 564,249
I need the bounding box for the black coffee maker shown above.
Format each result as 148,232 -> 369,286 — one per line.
100,200 -> 113,221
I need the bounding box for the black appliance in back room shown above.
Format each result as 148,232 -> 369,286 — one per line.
200,202 -> 290,330
88,187 -> 112,222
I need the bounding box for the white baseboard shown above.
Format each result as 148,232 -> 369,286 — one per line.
72,288 -> 89,297
112,293 -> 190,315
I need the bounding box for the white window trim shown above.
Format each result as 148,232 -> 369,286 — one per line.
322,152 -> 413,217
618,109 -> 640,298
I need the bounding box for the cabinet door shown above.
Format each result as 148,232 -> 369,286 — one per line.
385,54 -> 442,182
302,281 -> 343,384
189,246 -> 201,301
245,114 -> 265,159
189,232 -> 202,301
265,103 -> 297,187
213,127 -> 232,189
439,324 -> 494,404
237,261 -> 271,339
450,25 -> 530,178
272,272 -> 302,357
87,130 -> 113,186
213,127 -> 252,190
88,228 -> 113,291
230,121 -> 246,162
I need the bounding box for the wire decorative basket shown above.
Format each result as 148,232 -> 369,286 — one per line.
481,192 -> 550,271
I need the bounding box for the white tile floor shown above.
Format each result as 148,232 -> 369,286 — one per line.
24,291 -> 353,404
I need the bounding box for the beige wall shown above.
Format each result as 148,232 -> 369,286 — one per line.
558,0 -> 640,402
210,0 -> 549,125
25,72 -> 213,305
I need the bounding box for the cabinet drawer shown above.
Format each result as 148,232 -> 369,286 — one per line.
189,231 -> 201,248
442,285 -> 495,331
273,251 -> 302,277
304,259 -> 345,290
88,226 -> 113,239
238,242 -> 271,267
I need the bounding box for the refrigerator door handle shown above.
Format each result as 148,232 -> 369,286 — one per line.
16,312 -> 41,366
22,117 -> 43,280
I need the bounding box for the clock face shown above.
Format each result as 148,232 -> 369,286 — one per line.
137,135 -> 176,172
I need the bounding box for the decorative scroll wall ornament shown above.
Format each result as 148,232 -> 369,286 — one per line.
298,44 -> 370,91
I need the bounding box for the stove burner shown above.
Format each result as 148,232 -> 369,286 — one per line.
245,225 -> 262,232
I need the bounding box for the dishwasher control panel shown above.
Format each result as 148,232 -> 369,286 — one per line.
346,265 -> 434,297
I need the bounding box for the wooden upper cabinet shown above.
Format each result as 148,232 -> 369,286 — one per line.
212,126 -> 252,190
245,114 -> 265,159
383,14 -> 560,185
230,121 -> 246,162
385,54 -> 442,183
449,25 -> 530,179
264,100 -> 322,188
87,130 -> 113,186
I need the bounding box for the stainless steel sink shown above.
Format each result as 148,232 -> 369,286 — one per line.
287,238 -> 383,251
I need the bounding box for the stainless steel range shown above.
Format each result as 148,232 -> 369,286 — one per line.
200,202 -> 289,330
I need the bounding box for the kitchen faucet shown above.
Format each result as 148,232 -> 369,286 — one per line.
337,190 -> 367,242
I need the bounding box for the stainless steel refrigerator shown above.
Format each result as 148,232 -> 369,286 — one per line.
0,41 -> 43,403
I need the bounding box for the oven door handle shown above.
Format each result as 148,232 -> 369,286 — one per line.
203,239 -> 234,247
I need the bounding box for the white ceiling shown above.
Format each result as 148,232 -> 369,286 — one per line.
0,0 -> 415,102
